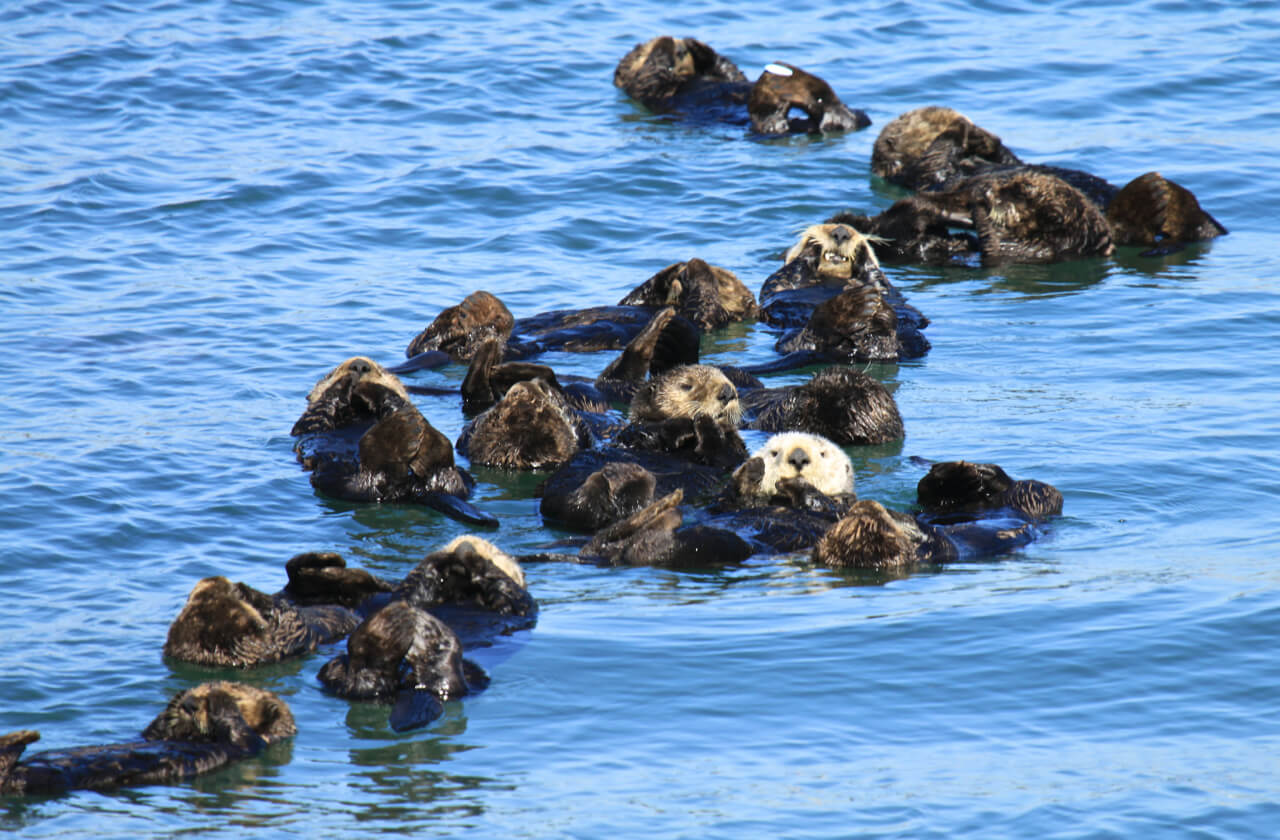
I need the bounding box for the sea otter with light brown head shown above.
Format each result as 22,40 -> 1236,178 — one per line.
0,682 -> 296,795
615,36 -> 870,135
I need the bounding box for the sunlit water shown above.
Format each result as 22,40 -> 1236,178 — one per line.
3,0 -> 1279,836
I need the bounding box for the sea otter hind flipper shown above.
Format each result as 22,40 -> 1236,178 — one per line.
420,492 -> 500,529
388,691 -> 445,732
1,730 -> 40,782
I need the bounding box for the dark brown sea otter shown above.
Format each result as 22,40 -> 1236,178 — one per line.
163,576 -> 358,668
614,36 -> 870,135
317,600 -> 488,732
579,489 -> 753,568
812,499 -> 957,570
402,260 -> 749,370
0,682 -> 295,796
859,106 -> 1226,259
292,357 -> 496,527
457,377 -> 595,470
739,365 -> 905,446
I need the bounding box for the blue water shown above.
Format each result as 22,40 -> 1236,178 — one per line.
3,0 -> 1280,836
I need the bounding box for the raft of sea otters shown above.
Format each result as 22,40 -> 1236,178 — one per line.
3,35 -> 1226,796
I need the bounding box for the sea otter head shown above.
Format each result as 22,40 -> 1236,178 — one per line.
633,364 -> 742,426
405,291 -> 515,362
304,356 -> 410,408
754,431 -> 854,497
748,63 -> 870,135
871,105 -> 1019,189
466,378 -> 585,470
141,681 -> 296,747
619,258 -> 758,330
784,223 -> 882,282
163,577 -> 277,667
613,36 -> 746,105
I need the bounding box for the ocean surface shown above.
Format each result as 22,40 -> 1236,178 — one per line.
3,0 -> 1279,836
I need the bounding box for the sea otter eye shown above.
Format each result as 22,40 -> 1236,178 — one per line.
681,382 -> 693,391
768,450 -> 778,457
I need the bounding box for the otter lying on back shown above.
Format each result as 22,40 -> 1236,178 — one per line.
853,106 -> 1226,262
813,460 -> 1063,570
164,576 -> 358,668
739,366 -> 905,447
317,600 -> 488,732
1,682 -> 295,795
748,223 -> 930,370
614,36 -> 870,135
403,259 -> 753,368
292,357 -> 497,527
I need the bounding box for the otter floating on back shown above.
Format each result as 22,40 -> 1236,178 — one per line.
614,36 -> 870,135
0,682 -> 295,796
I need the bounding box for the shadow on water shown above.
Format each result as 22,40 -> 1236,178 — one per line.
897,256 -> 1114,298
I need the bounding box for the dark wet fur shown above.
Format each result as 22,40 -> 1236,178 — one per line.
740,366 -> 905,446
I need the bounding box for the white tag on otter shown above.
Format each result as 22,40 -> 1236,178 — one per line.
763,63 -> 793,76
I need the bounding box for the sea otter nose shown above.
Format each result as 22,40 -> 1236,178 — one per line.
787,447 -> 810,472
717,383 -> 735,403
830,225 -> 851,246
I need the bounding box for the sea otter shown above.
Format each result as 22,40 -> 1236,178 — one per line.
579,489 -> 753,568
293,358 -> 496,526
538,460 -> 658,532
915,459 -> 1063,523
614,36 -> 870,135
395,535 -> 538,646
163,576 -> 359,668
291,356 -> 413,437
402,260 -> 747,370
0,682 -> 295,795
317,600 -> 488,732
696,432 -> 857,553
813,461 -> 1063,570
749,223 -> 931,369
812,499 -> 957,570
457,377 -> 595,470
872,106 -> 1019,190
861,106 -> 1225,257
618,364 -> 748,468
279,551 -> 396,609
739,365 -> 905,446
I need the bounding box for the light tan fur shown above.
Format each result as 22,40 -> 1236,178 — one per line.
305,356 -> 409,405
783,223 -> 882,279
442,535 -> 526,589
753,431 -> 854,496
630,364 -> 742,426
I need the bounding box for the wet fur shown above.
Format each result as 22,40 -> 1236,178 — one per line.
164,576 -> 357,668
1,683 -> 294,795
740,366 -> 905,446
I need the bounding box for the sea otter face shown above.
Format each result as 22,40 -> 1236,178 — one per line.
747,63 -> 869,135
141,682 -> 297,745
784,223 -> 881,282
305,356 -> 409,406
617,259 -> 758,330
640,364 -> 742,426
756,431 -> 854,496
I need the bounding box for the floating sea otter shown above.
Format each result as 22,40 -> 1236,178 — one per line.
317,600 -> 488,732
812,460 -> 1063,570
747,223 -> 930,371
163,575 -> 359,668
850,106 -> 1226,263
0,682 -> 295,795
739,365 -> 905,447
291,357 -> 497,527
402,259 -> 754,369
614,36 -> 870,135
